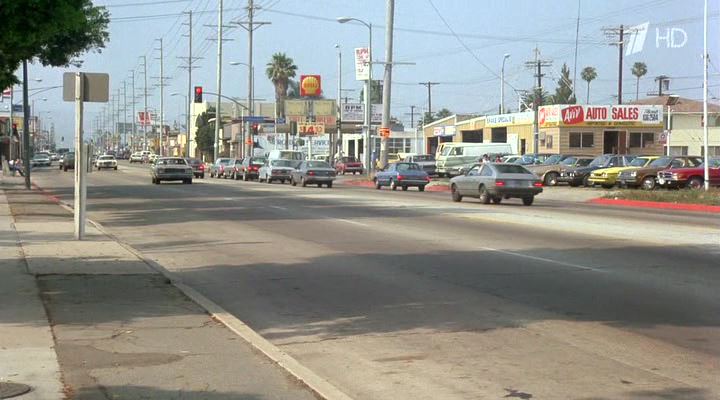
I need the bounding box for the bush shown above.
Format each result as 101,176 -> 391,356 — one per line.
605,188 -> 720,206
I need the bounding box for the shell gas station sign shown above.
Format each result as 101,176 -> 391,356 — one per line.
300,75 -> 322,97
540,105 -> 663,128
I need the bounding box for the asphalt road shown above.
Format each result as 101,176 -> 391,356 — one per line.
30,162 -> 720,400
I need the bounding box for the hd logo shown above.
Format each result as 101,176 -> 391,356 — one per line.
625,22 -> 688,56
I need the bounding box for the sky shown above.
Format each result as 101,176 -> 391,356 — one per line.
8,0 -> 720,146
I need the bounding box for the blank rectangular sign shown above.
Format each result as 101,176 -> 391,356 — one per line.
63,72 -> 109,103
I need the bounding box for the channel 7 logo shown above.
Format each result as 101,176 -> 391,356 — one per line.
625,22 -> 688,56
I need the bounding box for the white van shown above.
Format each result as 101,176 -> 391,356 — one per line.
266,149 -> 305,162
435,142 -> 513,177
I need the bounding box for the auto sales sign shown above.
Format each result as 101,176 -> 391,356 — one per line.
540,105 -> 663,127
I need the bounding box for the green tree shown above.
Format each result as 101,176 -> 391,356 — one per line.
0,0 -> 109,88
359,80 -> 383,104
631,62 -> 648,101
435,108 -> 453,120
554,63 -> 576,104
580,66 -> 597,104
287,79 -> 300,99
194,108 -> 215,159
521,87 -> 553,111
266,53 -> 297,118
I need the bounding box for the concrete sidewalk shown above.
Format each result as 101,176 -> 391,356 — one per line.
0,176 -> 318,400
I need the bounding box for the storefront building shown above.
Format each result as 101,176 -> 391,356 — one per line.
423,104 -> 665,157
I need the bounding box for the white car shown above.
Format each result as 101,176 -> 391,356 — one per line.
129,152 -> 144,163
95,155 -> 118,170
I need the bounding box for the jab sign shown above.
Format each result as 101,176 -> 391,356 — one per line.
554,105 -> 662,127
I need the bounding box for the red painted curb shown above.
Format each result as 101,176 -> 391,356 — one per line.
588,197 -> 720,213
338,179 -> 450,192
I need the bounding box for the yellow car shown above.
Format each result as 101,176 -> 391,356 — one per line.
588,156 -> 661,188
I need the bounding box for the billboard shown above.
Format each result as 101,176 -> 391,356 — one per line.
341,103 -> 382,123
300,75 -> 322,97
540,105 -> 663,127
137,111 -> 156,126
354,47 -> 370,81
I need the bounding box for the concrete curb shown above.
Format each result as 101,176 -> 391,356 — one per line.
588,197 -> 720,213
30,181 -> 354,400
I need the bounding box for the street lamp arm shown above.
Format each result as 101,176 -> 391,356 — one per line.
337,16 -> 371,29
202,91 -> 249,111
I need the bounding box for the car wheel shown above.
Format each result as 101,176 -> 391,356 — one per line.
491,196 -> 502,204
390,179 -> 398,191
281,179 -> 286,184
342,170 -> 346,175
291,177 -> 297,186
569,182 -> 579,187
688,177 -> 704,190
267,178 -> 273,184
201,174 -> 205,179
418,185 -> 425,192
374,178 -> 382,190
402,186 -> 408,191
478,185 -> 491,204
544,172 -> 559,186
641,176 -> 656,190
155,178 -> 161,185
601,184 -> 614,189
63,166 -> 68,172
301,177 -> 307,187
114,166 -> 118,170
451,184 -> 462,202
59,165 -> 63,170
327,182 -> 333,188
317,183 -> 322,188
522,196 -> 534,206
243,172 -> 248,181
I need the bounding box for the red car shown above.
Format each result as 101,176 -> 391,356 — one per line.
657,157 -> 720,189
335,156 -> 364,175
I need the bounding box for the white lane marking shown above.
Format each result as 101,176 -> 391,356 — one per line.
269,205 -> 288,211
479,246 -> 604,272
334,218 -> 369,227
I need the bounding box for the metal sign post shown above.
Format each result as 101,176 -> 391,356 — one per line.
63,72 -> 109,240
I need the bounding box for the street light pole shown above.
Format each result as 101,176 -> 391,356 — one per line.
213,0 -> 223,161
501,53 -> 510,114
379,0 -> 395,169
335,44 -> 342,161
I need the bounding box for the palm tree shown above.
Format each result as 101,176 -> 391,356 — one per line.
265,53 -> 297,117
631,62 -> 648,101
580,66 -> 597,104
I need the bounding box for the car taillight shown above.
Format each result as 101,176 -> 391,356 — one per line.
495,181 -> 506,186
397,175 -> 405,181
425,176 -> 431,182
533,181 -> 543,187
308,171 -> 315,176
199,164 -> 205,171
251,166 -> 258,171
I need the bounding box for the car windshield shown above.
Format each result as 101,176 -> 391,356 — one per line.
272,160 -> 295,167
396,163 -> 421,171
701,158 -> 720,168
278,151 -> 304,160
414,155 -> 434,162
494,164 -> 530,174
219,159 -> 232,165
441,147 -> 453,156
99,156 -> 114,160
589,156 -> 610,167
186,159 -> 201,165
157,158 -> 187,165
542,155 -> 562,165
306,161 -> 330,168
649,157 -> 672,167
251,158 -> 265,165
33,154 -> 46,159
342,157 -> 358,163
629,157 -> 651,167
560,157 -> 578,166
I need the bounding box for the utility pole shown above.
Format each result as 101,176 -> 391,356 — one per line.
336,44 -> 342,161
404,105 -> 417,129
179,11 -> 201,157
140,56 -> 149,151
703,0 -> 709,190
236,0 -> 270,158
525,48 -> 552,157
379,0 -> 395,169
154,38 -> 169,156
214,0 -> 223,160
418,81 -> 440,120
604,25 -> 637,105
572,0 -> 581,102
129,70 -> 137,151
122,80 -> 128,150
22,60 -> 30,189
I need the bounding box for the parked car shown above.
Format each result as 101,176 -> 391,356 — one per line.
60,152 -> 75,172
95,155 -> 118,170
587,156 -> 660,188
185,158 -> 205,178
151,157 -> 193,184
149,154 -> 159,163
209,158 -> 234,178
225,158 -> 243,179
558,154 -> 636,187
129,152 -> 144,163
404,154 -> 437,175
290,160 -> 336,188
335,156 -> 364,175
31,153 -> 51,167
48,152 -> 59,161
374,162 -> 431,191
258,159 -> 297,183
618,156 -> 702,190
526,155 -> 594,186
449,163 -> 543,206
238,157 -> 265,181
267,149 -> 304,162
435,142 -> 513,177
657,157 -> 720,189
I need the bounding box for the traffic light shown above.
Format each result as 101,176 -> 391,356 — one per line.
193,86 -> 203,103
